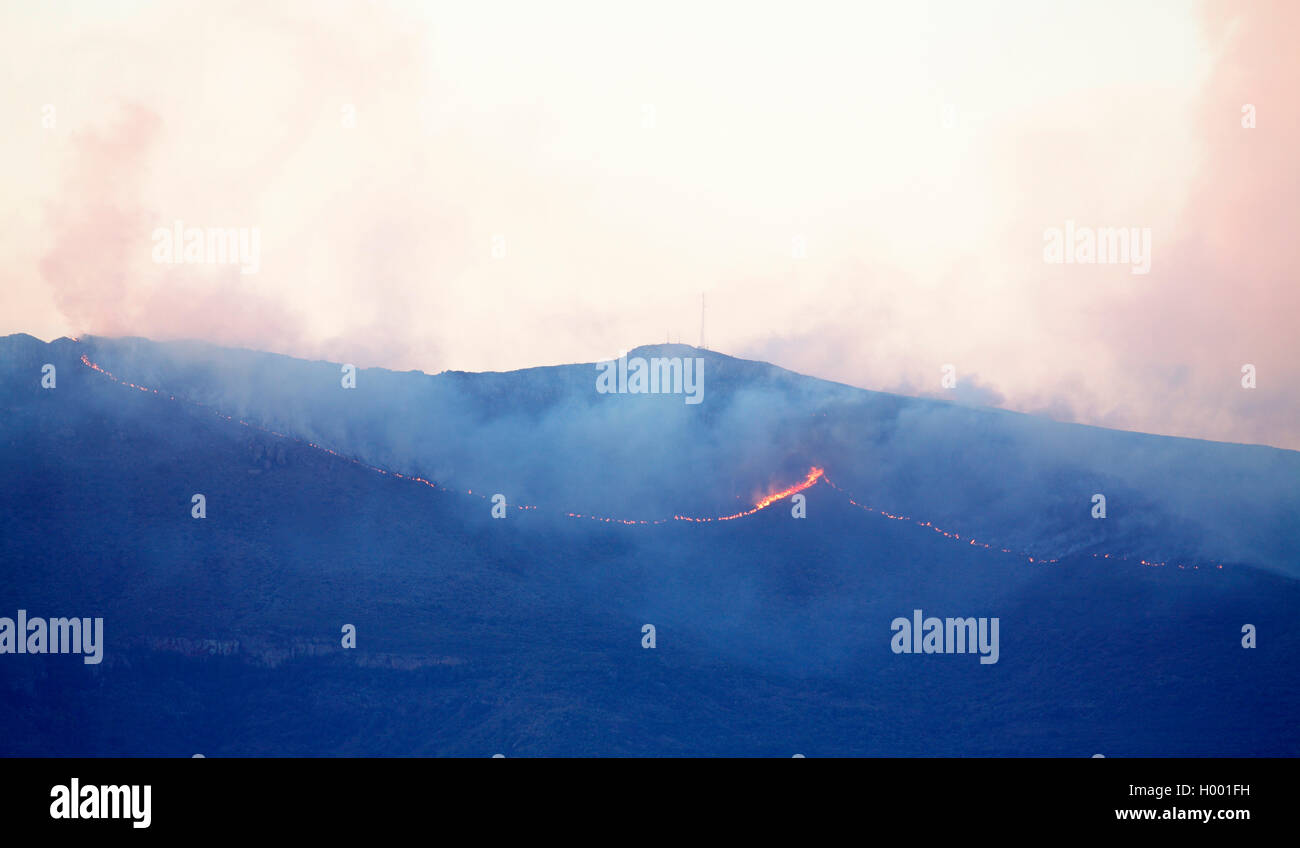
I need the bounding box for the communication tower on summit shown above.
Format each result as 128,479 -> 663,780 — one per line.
699,294 -> 707,350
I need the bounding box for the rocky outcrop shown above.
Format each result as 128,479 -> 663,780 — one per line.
134,635 -> 462,670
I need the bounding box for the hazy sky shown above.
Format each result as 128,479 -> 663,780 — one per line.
2,0 -> 1296,449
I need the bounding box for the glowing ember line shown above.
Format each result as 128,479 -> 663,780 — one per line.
73,350 -> 1226,569
822,474 -> 1222,571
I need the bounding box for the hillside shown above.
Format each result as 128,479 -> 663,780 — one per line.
0,333 -> 1297,754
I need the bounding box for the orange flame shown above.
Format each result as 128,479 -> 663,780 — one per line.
713,466 -> 824,521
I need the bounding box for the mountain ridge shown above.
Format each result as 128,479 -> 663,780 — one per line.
1,330 -> 1297,754
3,332 -> 1297,577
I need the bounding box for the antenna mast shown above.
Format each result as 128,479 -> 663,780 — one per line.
699,293 -> 706,350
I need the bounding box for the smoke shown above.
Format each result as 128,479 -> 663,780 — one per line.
21,0 -> 447,370
4,0 -> 1297,448
38,102 -> 305,352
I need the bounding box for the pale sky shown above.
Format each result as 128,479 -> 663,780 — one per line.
2,0 -> 1296,448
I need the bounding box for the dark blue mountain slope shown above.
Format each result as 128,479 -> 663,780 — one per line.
0,334 -> 1295,754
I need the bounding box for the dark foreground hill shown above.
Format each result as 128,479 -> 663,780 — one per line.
0,333 -> 1296,755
